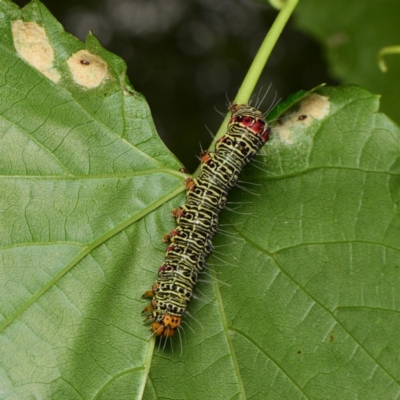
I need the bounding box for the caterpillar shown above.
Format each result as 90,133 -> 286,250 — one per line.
142,103 -> 271,339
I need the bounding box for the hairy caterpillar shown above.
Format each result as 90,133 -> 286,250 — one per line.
142,103 -> 271,339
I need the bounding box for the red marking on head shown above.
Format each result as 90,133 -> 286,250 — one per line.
229,116 -> 238,124
241,116 -> 253,127
250,119 -> 265,134
262,127 -> 271,143
230,115 -> 269,140
230,115 -> 254,127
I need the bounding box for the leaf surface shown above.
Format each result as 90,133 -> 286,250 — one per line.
1,1 -> 400,399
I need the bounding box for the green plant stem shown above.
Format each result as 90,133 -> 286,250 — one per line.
235,0 -> 299,104
378,45 -> 400,72
193,0 -> 299,177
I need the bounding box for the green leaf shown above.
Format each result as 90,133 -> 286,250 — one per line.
147,85 -> 400,399
0,0 -> 184,398
1,1 -> 400,399
294,0 -> 400,126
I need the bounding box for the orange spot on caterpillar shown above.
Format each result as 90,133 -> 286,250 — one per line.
142,305 -> 154,314
200,150 -> 211,162
172,207 -> 182,217
184,177 -> 195,190
150,314 -> 181,337
142,290 -> 154,299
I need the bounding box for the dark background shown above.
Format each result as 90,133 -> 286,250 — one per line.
15,0 -> 337,171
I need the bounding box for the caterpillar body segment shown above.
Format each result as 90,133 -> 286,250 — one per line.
143,104 -> 270,339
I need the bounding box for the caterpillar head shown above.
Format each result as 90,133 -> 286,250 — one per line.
228,103 -> 270,143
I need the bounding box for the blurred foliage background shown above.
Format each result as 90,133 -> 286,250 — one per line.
13,0 -> 399,171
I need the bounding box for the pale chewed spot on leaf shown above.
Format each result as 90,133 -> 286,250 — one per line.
12,20 -> 61,83
275,94 -> 330,144
67,50 -> 108,89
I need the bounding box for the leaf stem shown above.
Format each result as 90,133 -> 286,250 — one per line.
234,0 -> 299,104
193,0 -> 299,177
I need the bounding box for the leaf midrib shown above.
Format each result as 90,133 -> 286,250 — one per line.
0,168 -> 188,180
0,182 -> 186,333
